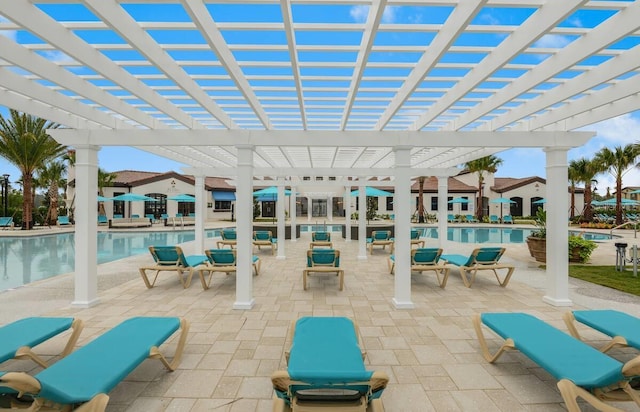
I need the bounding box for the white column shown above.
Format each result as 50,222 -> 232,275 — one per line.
358,184 -> 367,259
289,185 -> 297,242
194,175 -> 206,253
277,181 -> 286,259
72,145 -> 100,307
543,147 -> 572,306
393,147 -> 414,309
345,186 -> 351,242
234,145 -> 254,309
327,196 -> 333,221
307,197 -> 312,221
437,176 -> 449,248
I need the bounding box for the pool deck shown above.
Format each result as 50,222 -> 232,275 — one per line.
1,220 -> 639,411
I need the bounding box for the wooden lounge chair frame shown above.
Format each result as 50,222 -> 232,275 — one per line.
368,231 -> 393,254
216,229 -> 237,249
564,310 -> 640,354
0,317 -> 189,412
0,317 -> 84,369
441,247 -> 514,288
388,248 -> 450,288
198,249 -> 260,290
473,312 -> 640,412
138,246 -> 207,289
303,249 -> 344,291
252,230 -> 276,255
410,229 -> 425,249
272,317 -> 388,412
310,231 -> 332,249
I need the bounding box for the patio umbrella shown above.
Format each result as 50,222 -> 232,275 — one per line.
350,187 -> 393,197
597,198 -> 638,206
167,194 -> 196,202
532,198 -> 546,204
253,186 -> 292,222
447,197 -> 470,216
111,193 -> 157,218
490,197 -> 515,220
97,195 -> 111,202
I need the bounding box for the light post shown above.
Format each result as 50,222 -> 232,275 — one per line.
1,174 -> 9,217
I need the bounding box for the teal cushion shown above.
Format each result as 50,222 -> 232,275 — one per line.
481,313 -> 623,389
207,250 -> 235,265
440,254 -> 468,267
573,310 -> 640,349
0,318 -> 74,363
252,256 -> 260,263
36,317 -> 181,404
184,255 -> 207,268
288,317 -> 372,384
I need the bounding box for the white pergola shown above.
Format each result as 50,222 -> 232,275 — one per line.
0,0 -> 638,309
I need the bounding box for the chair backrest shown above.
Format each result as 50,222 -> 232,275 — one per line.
307,249 -> 340,267
145,214 -> 154,220
448,214 -> 455,220
410,229 -> 420,240
221,229 -> 237,240
161,213 -> 169,219
205,249 -> 237,266
503,215 -> 513,222
253,230 -> 272,241
469,247 -> 505,266
411,248 -> 442,265
0,217 -> 11,226
312,231 -> 330,241
175,213 -> 183,217
148,246 -> 187,267
372,231 -> 390,241
131,214 -> 140,218
114,214 -> 123,219
490,215 -> 499,222
97,215 -> 108,223
58,216 -> 70,224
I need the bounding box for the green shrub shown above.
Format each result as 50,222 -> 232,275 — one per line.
568,235 -> 597,263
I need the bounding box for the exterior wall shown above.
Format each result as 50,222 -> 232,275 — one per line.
498,182 -> 584,218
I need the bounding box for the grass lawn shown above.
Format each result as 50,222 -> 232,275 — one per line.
569,265 -> 640,296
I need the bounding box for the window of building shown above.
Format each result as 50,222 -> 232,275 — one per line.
431,196 -> 438,211
215,200 -> 232,211
447,197 -> 453,211
386,197 -> 393,211
303,176 -> 310,181
461,197 -> 469,211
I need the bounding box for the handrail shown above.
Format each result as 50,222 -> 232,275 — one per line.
610,221 -> 638,238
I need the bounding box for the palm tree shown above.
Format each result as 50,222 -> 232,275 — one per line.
0,110 -> 65,229
465,155 -> 503,220
417,176 -> 425,223
39,160 -> 67,225
97,168 -> 117,216
594,144 -> 640,225
569,158 -> 601,222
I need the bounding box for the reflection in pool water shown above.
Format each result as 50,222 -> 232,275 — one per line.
417,227 -> 618,244
0,230 -> 222,292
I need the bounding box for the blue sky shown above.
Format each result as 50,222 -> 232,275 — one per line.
0,2 -> 638,194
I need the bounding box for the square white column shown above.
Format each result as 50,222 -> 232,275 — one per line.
393,147 -> 414,309
194,175 -> 205,253
289,185 -> 297,242
234,145 -> 255,309
358,184 -> 367,260
437,176 -> 449,249
277,181 -> 286,259
344,186 -> 351,241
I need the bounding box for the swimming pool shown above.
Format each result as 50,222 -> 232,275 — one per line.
417,227 -> 619,244
0,229 -> 223,292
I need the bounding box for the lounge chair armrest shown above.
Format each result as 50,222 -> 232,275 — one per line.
370,370 -> 390,393
271,370 -> 290,393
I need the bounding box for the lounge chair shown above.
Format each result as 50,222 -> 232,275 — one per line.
216,229 -> 237,249
310,231 -> 332,249
138,246 -> 208,289
113,214 -> 123,219
252,230 -> 276,255
56,216 -> 72,226
271,317 -> 388,412
0,216 -> 14,230
303,249 -> 344,290
447,214 -> 460,223
441,247 -> 514,288
410,228 -> 425,248
145,213 -> 156,223
502,215 -> 513,224
465,214 -> 478,223
131,214 -> 140,218
473,312 -> 640,412
564,310 -> 640,353
367,230 -> 393,254
388,248 -> 450,288
0,317 -> 83,369
198,249 -> 260,290
0,317 -> 189,412
489,215 -> 500,224
97,215 -> 108,226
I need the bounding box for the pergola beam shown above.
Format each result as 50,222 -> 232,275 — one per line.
183,167 -> 461,178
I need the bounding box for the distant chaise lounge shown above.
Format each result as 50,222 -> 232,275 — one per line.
139,246 -> 208,289
441,247 -> 514,288
564,310 -> 640,353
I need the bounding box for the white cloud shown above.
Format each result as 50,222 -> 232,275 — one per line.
476,12 -> 500,25
533,34 -> 572,49
0,15 -> 17,41
350,5 -> 368,23
382,6 -> 397,24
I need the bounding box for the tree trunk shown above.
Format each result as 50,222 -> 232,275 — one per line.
46,184 -> 59,225
418,177 -> 425,223
616,177 -> 623,225
476,175 -> 484,220
569,186 -> 575,219
584,184 -> 593,222
22,173 -> 33,230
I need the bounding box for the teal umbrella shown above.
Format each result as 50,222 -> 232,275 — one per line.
532,198 -> 546,204
97,195 -> 111,202
111,193 -> 158,202
168,194 -> 196,202
350,187 -> 393,197
490,197 -> 516,204
253,186 -> 292,200
448,197 -> 470,204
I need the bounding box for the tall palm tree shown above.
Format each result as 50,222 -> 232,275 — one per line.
97,168 -> 117,216
569,158 -> 601,222
39,160 -> 67,225
465,155 -> 503,220
0,110 -> 65,229
594,144 -> 640,225
417,176 -> 425,223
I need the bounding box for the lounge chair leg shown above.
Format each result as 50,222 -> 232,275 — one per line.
74,394 -> 110,412
472,314 -> 515,363
138,269 -> 159,289
339,270 -> 344,291
302,270 -> 308,290
149,318 -> 190,371
459,268 -> 471,287
557,379 -> 623,412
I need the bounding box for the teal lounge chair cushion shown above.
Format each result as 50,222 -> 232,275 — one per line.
442,247 -> 503,267
0,317 -> 74,363
306,250 -> 339,267
0,217 -> 12,227
35,317 -> 180,405
288,317 -> 372,384
481,313 -> 623,389
573,309 -> 640,349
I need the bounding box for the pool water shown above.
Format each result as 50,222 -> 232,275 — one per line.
0,229 -> 223,292
417,227 -> 618,244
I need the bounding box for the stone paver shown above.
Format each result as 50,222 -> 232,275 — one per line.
0,222 -> 639,411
